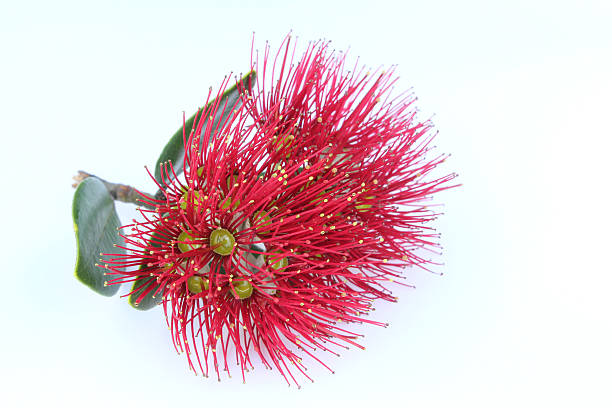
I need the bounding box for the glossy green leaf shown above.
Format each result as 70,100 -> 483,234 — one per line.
153,71 -> 256,185
128,276 -> 162,310
250,243 -> 265,256
128,231 -> 166,310
72,177 -> 124,296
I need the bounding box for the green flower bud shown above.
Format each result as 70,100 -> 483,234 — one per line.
252,210 -> 272,233
179,190 -> 202,210
268,253 -> 288,271
209,228 -> 235,256
232,280 -> 253,299
177,230 -> 202,253
220,196 -> 240,211
187,275 -> 209,294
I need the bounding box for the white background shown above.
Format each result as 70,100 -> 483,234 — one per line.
1,1 -> 611,407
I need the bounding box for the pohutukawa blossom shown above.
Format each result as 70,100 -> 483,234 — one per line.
101,36 -> 457,387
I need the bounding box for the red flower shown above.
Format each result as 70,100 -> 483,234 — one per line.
103,36 -> 457,387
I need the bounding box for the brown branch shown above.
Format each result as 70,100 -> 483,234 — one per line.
72,170 -> 155,208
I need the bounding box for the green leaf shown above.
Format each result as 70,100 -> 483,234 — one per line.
250,243 -> 265,256
72,177 -> 124,296
128,231 -> 166,310
153,71 -> 256,185
128,276 -> 162,311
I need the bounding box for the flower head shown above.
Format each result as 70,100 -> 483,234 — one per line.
103,36 -> 457,386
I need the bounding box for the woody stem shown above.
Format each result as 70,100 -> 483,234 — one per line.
71,170 -> 156,209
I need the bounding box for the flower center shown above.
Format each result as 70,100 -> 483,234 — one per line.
209,228 -> 235,256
